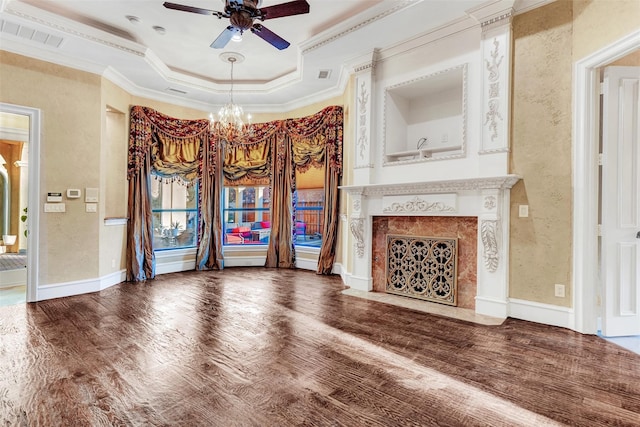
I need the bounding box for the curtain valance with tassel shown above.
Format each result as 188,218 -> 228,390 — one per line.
128,106 -> 212,182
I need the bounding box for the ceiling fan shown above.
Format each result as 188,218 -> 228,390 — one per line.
163,0 -> 310,50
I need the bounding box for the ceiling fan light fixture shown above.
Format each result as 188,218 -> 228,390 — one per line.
231,31 -> 243,42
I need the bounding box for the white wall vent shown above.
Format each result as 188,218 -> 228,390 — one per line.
317,69 -> 332,79
1,19 -> 63,48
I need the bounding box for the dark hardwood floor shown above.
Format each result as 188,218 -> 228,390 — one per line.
1,268 -> 639,426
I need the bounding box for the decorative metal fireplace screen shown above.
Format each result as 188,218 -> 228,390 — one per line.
386,234 -> 458,306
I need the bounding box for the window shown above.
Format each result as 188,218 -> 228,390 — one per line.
151,175 -> 198,250
223,185 -> 271,245
222,165 -> 324,248
294,165 -> 324,248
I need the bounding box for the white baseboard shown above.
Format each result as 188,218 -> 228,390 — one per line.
223,255 -> 267,267
345,273 -> 372,291
475,296 -> 508,319
295,257 -> 317,271
155,259 -> 196,275
37,270 -> 126,301
509,298 -> 575,330
332,262 -> 344,278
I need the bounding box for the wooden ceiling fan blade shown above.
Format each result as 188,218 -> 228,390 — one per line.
259,0 -> 310,20
251,24 -> 290,50
211,26 -> 238,49
163,2 -> 222,16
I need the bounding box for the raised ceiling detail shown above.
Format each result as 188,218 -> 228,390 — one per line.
0,0 -> 553,111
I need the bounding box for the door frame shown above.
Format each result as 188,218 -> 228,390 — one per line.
573,30 -> 640,334
0,102 -> 40,302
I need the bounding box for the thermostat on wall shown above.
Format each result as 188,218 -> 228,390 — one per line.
67,189 -> 81,199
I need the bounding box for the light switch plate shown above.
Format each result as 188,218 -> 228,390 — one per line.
44,203 -> 65,213
85,187 -> 99,203
85,203 -> 97,213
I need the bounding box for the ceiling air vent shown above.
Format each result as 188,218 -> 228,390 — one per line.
317,69 -> 331,79
166,87 -> 187,94
0,19 -> 63,48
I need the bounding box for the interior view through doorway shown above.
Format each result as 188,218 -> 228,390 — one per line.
0,109 -> 28,306
0,103 -> 39,307
597,52 -> 640,352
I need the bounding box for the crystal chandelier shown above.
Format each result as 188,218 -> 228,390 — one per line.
210,52 -> 253,142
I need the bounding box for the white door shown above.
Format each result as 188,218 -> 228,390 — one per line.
601,66 -> 640,337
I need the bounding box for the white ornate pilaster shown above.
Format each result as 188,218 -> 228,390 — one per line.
349,193 -> 366,259
345,190 -> 373,290
480,191 -> 500,273
352,50 -> 377,181
475,187 -> 511,318
350,217 -> 365,258
476,9 -> 513,154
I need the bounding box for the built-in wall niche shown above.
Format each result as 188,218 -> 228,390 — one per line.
383,63 -> 467,164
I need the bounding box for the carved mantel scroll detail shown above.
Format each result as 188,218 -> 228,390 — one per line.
383,196 -> 456,213
349,217 -> 365,258
481,220 -> 499,273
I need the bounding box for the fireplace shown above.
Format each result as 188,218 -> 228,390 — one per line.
341,175 -> 520,319
372,216 -> 477,309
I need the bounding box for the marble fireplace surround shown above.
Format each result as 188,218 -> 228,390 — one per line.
340,175 -> 521,319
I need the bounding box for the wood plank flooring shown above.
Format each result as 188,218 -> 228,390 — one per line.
1,267 -> 639,426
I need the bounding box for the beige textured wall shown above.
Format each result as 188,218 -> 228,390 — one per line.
99,80 -> 131,276
509,0 -> 640,306
510,1 -> 574,305
571,0 -> 640,61
1,51 -> 102,284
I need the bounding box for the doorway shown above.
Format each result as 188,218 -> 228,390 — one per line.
573,30 -> 639,336
600,64 -> 640,338
0,103 -> 40,304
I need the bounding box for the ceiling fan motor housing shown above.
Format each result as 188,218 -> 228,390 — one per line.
165,0 -> 309,50
230,11 -> 255,30
226,0 -> 261,30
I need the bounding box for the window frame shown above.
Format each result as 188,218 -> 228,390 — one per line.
150,177 -> 199,252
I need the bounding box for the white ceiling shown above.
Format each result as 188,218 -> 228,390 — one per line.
0,0 -> 550,112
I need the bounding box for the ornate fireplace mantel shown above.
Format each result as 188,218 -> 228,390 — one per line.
339,174 -> 521,319
340,175 -> 521,196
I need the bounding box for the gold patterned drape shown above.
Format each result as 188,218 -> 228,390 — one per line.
266,105 -> 343,272
126,106 -> 222,281
222,121 -> 279,186
127,105 -> 343,280
151,133 -> 201,181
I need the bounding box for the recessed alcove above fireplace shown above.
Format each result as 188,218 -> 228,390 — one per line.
383,63 -> 467,164
340,175 -> 520,319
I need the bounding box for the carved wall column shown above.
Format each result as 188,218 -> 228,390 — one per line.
478,11 -> 513,154
342,50 -> 378,291
476,188 -> 511,317
352,49 -> 377,185
347,190 -> 372,290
